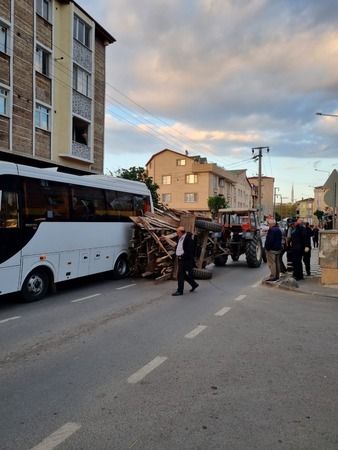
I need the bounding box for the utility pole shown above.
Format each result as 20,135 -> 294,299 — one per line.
252,146 -> 270,223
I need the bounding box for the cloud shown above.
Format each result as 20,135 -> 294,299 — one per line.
79,0 -> 338,163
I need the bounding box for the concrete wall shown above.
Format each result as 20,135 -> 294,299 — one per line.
319,230 -> 338,285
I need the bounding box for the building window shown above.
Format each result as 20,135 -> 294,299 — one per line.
0,88 -> 9,116
73,116 -> 89,145
36,0 -> 51,21
184,193 -> 198,203
35,46 -> 50,76
185,174 -> 198,184
162,193 -> 172,203
162,175 -> 171,185
73,65 -> 91,97
219,178 -> 225,187
177,159 -> 186,166
0,26 -> 8,54
73,15 -> 91,48
35,104 -> 50,131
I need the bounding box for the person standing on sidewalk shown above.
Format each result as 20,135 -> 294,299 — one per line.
291,218 -> 306,280
172,226 -> 199,296
312,225 -> 319,248
303,222 -> 313,276
264,219 -> 282,281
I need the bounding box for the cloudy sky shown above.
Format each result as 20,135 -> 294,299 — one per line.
78,0 -> 338,201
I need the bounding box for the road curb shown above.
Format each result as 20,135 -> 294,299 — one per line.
262,278 -> 338,300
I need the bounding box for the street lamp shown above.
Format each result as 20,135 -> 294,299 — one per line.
316,112 -> 338,118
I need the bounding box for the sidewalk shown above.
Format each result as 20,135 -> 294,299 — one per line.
263,248 -> 338,299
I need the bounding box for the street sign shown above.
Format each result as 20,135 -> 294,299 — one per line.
324,169 -> 338,208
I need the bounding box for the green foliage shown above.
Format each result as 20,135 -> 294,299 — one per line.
114,166 -> 159,208
314,209 -> 324,220
208,196 -> 228,215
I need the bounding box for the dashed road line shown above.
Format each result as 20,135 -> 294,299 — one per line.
127,356 -> 168,384
235,294 -> 247,302
30,422 -> 81,450
185,325 -> 207,339
0,316 -> 21,324
116,283 -> 136,290
71,293 -> 101,303
215,307 -> 232,317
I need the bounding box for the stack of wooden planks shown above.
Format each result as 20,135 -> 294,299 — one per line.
129,208 -> 208,281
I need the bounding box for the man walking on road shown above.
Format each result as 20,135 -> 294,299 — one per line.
172,226 -> 199,296
264,219 -> 282,281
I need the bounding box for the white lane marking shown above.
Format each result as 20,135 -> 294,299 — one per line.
235,294 -> 247,302
185,325 -> 207,339
30,422 -> 81,450
71,293 -> 101,303
0,316 -> 21,324
215,307 -> 232,317
116,283 -> 136,290
127,356 -> 168,384
252,280 -> 261,288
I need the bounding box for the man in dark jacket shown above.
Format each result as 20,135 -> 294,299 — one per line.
264,219 -> 282,281
291,218 -> 306,280
303,222 -> 313,276
172,226 -> 199,296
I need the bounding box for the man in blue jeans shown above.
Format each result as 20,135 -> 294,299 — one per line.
264,219 -> 282,281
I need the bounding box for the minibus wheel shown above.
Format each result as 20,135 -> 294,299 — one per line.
113,255 -> 129,279
21,269 -> 49,302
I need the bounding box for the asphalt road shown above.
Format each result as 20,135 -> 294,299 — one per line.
1,258 -> 338,450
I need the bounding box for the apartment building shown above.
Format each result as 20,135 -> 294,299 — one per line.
227,169 -> 253,209
248,176 -> 274,218
296,197 -> 314,224
0,0 -> 114,173
145,148 -> 253,211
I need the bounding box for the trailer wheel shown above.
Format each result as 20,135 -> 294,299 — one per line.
195,220 -> 222,232
21,269 -> 50,302
113,254 -> 129,279
214,255 -> 228,266
192,268 -> 213,279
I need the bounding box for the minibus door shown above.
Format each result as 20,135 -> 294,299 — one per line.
0,176 -> 22,294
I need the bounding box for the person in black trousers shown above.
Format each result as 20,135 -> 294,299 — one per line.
303,222 -> 313,276
290,218 -> 306,280
172,226 -> 199,296
312,225 -> 319,248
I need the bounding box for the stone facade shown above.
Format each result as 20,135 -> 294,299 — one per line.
0,0 -> 114,173
36,14 -> 52,48
35,128 -> 51,159
91,36 -> 105,173
0,0 -> 11,21
0,116 -> 9,149
12,0 -> 34,155
36,72 -> 51,104
0,53 -> 10,85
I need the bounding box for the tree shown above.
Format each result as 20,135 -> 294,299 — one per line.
208,195 -> 228,216
314,209 -> 324,221
114,166 -> 159,208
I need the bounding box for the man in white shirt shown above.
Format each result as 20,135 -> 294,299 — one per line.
172,226 -> 198,296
